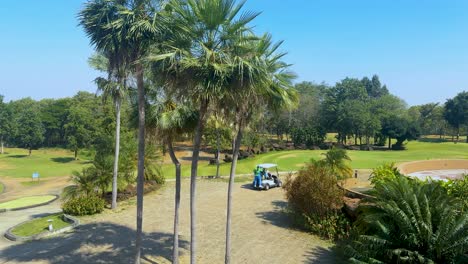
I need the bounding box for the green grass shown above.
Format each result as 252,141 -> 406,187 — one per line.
0,181 -> 3,193
161,141 -> 468,178
0,148 -> 90,178
11,213 -> 70,237
0,195 -> 56,210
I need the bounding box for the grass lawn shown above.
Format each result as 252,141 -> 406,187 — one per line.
0,181 -> 3,193
161,141 -> 468,178
0,195 -> 57,210
11,213 -> 70,237
0,148 -> 90,178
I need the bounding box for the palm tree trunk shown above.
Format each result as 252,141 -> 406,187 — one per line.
135,63 -> 146,264
190,99 -> 208,264
216,128 -> 221,178
29,147 -> 32,156
167,139 -> 181,264
388,137 -> 391,149
111,98 -> 121,210
74,148 -> 78,160
225,122 -> 243,264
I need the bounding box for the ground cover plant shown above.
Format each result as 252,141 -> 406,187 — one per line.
10,213 -> 70,237
347,173 -> 468,263
0,195 -> 56,210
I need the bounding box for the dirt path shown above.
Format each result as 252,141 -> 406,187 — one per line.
0,176 -> 68,203
0,180 -> 338,264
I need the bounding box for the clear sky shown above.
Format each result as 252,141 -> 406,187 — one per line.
1,0 -> 467,106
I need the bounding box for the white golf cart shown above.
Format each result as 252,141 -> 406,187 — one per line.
253,163 -> 283,190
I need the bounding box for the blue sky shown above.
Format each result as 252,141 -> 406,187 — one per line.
1,0 -> 467,106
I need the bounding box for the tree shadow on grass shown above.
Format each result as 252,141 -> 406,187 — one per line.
7,154 -> 28,158
51,157 -> 75,163
0,222 -> 189,264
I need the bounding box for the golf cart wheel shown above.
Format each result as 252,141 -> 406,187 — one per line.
278,181 -> 282,187
264,184 -> 270,190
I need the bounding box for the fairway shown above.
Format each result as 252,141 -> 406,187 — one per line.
0,148 -> 90,178
161,141 -> 468,178
0,195 -> 57,210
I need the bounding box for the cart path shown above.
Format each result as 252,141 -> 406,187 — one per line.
0,180 -> 338,264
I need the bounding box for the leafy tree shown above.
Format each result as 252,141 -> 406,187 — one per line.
15,107 -> 45,155
0,95 -> 12,154
444,91 -> 468,143
64,97 -> 97,160
39,98 -> 71,147
347,175 -> 468,263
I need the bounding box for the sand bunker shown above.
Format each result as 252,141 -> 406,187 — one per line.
398,159 -> 468,182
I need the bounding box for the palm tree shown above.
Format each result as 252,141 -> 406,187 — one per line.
223,33 -> 298,264
89,53 -> 129,210
79,1 -> 162,262
147,99 -> 197,263
157,1 -> 261,262
320,147 -> 352,180
62,167 -> 99,200
347,175 -> 468,263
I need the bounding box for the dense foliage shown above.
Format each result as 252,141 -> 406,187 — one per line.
62,195 -> 105,216
284,149 -> 352,240
347,175 -> 468,263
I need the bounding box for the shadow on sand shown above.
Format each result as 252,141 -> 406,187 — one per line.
0,222 -> 189,264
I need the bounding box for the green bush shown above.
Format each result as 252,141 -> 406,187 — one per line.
368,163 -> 401,186
284,160 -> 350,240
62,196 -> 105,216
439,174 -> 468,211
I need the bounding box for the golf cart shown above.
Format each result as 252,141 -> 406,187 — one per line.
253,163 -> 282,190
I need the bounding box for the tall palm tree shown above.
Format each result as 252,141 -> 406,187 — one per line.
79,1 -> 161,262
223,33 -> 298,264
146,97 -> 197,263
89,53 -> 129,210
156,1 -> 261,262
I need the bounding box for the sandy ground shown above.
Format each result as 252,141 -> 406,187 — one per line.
0,180 -> 337,264
0,177 -> 68,203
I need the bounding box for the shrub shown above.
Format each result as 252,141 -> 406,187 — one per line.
62,196 -> 105,216
368,163 -> 402,186
439,174 -> 468,211
347,175 -> 468,263
284,161 -> 350,240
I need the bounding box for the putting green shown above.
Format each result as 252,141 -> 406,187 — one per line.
0,195 -> 57,210
11,213 -> 70,237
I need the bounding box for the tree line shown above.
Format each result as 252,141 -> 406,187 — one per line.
266,77 -> 468,149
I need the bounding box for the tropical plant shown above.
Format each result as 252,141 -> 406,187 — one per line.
320,147 -> 353,180
90,52 -> 130,210
62,167 -> 99,200
440,174 -> 468,212
368,163 -> 402,186
347,175 -> 468,263
155,1 -> 264,262
145,95 -> 198,263
79,0 -> 163,261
